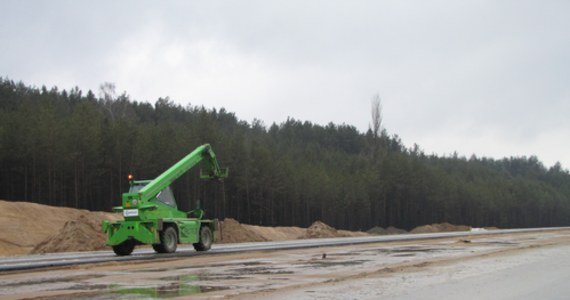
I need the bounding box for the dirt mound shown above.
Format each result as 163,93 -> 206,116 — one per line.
304,221 -> 340,238
242,224 -> 306,241
386,226 -> 407,234
337,229 -> 369,237
218,218 -> 371,242
31,213 -> 111,254
301,221 -> 368,238
220,219 -> 368,242
367,226 -> 387,235
0,200 -> 120,256
411,223 -> 471,234
0,200 -> 371,256
218,218 -> 269,243
368,226 -> 407,235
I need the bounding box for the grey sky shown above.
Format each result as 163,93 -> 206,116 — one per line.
1,1 -> 569,168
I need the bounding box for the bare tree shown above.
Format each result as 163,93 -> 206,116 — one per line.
98,82 -> 133,121
370,93 -> 383,138
99,82 -> 117,122
99,82 -> 116,102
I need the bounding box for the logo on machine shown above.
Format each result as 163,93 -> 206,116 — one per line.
123,209 -> 139,217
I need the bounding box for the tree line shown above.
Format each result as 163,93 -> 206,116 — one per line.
1,77 -> 569,230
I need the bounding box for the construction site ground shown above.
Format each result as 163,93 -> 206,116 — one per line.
2,200 -> 569,299
0,230 -> 568,299
0,200 -> 468,256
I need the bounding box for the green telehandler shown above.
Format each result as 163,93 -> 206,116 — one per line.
102,144 -> 228,256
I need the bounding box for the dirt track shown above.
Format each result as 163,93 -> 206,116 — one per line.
1,230 -> 568,299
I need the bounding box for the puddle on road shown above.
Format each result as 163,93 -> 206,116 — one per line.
110,274 -> 229,299
226,266 -> 294,276
0,274 -> 106,288
360,246 -> 467,256
389,246 -> 448,253
391,253 -> 416,257
130,265 -> 203,273
26,274 -> 229,300
131,260 -> 265,274
204,274 -> 249,280
327,251 -> 362,256
304,259 -> 371,268
130,267 -> 173,273
474,241 -> 519,245
111,283 -> 227,299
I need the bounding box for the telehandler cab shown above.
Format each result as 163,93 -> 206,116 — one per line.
102,144 -> 228,256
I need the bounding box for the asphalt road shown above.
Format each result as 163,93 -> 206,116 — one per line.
1,227 -> 568,272
267,230 -> 570,300
390,243 -> 570,300
1,229 -> 569,299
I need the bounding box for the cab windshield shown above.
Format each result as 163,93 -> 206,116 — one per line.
129,182 -> 177,209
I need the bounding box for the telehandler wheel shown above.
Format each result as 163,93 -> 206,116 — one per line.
112,240 -> 135,256
153,226 -> 178,254
193,226 -> 213,251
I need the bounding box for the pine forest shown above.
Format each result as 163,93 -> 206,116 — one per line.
1,78 -> 569,231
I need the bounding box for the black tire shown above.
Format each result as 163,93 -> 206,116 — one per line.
153,226 -> 178,254
112,240 -> 135,256
193,226 -> 213,252
151,243 -> 163,253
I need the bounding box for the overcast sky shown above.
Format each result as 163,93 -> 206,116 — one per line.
1,1 -> 569,168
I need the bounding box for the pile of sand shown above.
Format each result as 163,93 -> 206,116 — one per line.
411,223 -> 471,234
0,199 -> 373,256
0,200 -> 119,256
241,223 -> 306,241
30,212 -> 119,254
367,226 -> 408,235
338,229 -> 369,237
304,221 -> 339,238
219,219 -> 366,242
301,221 -> 369,239
217,218 -> 269,243
218,219 -> 310,243
303,221 -> 342,238
0,199 -> 477,256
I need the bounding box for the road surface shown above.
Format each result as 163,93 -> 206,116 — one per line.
1,227 -> 564,272
0,228 -> 569,299
268,231 -> 570,300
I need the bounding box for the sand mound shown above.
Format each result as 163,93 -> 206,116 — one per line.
337,229 -> 369,237
242,224 -> 306,241
304,221 -> 340,238
411,223 -> 471,234
367,226 -> 407,235
31,213 -> 111,254
0,200 -> 120,256
220,218 -> 306,243
386,226 -> 407,234
220,219 -> 368,242
302,221 -> 369,238
0,200 -> 372,256
218,218 -> 269,243
367,226 -> 387,235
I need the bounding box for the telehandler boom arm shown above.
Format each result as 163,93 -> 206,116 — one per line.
136,143 -> 228,203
